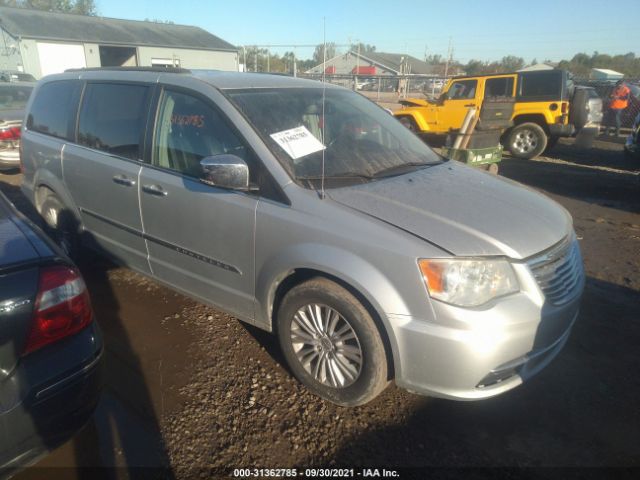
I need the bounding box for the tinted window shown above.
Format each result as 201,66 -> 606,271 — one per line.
447,80 -> 477,100
78,83 -> 149,160
27,81 -> 80,139
519,71 -> 562,98
153,90 -> 249,178
0,84 -> 33,110
484,77 -> 514,98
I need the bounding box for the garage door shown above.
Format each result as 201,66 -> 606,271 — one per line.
37,42 -> 87,77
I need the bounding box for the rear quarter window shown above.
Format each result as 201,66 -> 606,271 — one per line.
26,80 -> 81,140
518,71 -> 563,101
78,83 -> 150,161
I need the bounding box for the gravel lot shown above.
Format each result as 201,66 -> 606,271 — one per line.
3,135 -> 639,479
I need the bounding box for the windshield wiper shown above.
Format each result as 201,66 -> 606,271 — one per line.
298,171 -> 375,180
371,162 -> 431,178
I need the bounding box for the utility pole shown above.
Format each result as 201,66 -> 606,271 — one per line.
293,48 -> 297,77
444,37 -> 453,78
242,46 -> 246,72
267,48 -> 270,72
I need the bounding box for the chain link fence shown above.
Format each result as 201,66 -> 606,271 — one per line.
574,78 -> 640,128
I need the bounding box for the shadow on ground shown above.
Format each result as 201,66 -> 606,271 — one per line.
2,177 -> 177,479
316,277 -> 640,470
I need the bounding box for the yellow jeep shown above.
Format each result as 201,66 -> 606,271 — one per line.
395,70 -> 579,159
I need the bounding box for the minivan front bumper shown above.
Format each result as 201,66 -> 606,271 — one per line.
388,287 -> 582,400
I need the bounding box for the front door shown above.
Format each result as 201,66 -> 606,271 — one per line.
63,82 -> 152,273
139,88 -> 257,319
438,78 -> 479,130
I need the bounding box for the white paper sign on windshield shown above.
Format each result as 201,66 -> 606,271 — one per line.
270,126 -> 326,160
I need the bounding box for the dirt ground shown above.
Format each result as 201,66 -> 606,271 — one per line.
2,134 -> 639,479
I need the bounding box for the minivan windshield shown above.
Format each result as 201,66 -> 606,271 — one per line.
227,87 -> 442,188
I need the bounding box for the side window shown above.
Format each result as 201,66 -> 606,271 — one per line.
447,80 -> 477,100
484,77 -> 514,98
26,80 -> 80,140
153,90 -> 249,178
78,83 -> 149,160
519,72 -> 561,99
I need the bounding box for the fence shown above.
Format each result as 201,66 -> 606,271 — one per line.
297,74 -> 640,128
299,74 -> 447,100
574,78 -> 640,128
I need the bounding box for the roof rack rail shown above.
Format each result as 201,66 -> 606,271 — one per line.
65,66 -> 192,74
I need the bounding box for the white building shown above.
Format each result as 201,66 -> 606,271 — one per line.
0,6 -> 239,78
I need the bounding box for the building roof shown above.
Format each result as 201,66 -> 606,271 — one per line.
591,68 -> 624,76
518,62 -> 556,72
0,6 -> 237,51
307,50 -> 438,75
357,52 -> 437,75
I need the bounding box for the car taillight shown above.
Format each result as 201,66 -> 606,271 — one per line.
561,102 -> 568,114
0,126 -> 21,140
22,265 -> 93,356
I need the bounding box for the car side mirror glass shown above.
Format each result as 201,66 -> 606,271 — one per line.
200,154 -> 250,191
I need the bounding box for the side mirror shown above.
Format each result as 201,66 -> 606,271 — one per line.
200,154 -> 250,191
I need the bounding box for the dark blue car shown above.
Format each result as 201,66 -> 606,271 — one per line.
0,191 -> 102,474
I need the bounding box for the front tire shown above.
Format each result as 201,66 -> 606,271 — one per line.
398,116 -> 418,132
277,277 -> 389,406
507,122 -> 548,159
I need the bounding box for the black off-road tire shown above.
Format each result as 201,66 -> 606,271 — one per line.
507,122 -> 548,159
398,116 -> 419,132
277,277 -> 390,406
545,135 -> 560,152
40,193 -> 82,260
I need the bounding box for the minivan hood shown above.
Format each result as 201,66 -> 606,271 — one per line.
328,162 -> 571,260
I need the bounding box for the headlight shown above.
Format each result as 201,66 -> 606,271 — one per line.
418,258 -> 519,307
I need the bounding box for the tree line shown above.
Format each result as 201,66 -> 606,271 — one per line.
0,0 -> 96,15
2,1 -> 637,78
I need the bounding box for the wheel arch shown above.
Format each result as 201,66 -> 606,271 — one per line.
256,246 -> 412,379
394,111 -> 430,132
32,168 -> 81,223
270,267 -> 397,380
511,114 -> 550,134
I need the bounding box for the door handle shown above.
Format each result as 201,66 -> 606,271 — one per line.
142,184 -> 168,197
464,103 -> 476,107
112,174 -> 136,187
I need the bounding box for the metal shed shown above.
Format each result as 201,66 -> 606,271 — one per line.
0,6 -> 239,78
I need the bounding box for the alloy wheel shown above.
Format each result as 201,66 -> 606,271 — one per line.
290,304 -> 363,388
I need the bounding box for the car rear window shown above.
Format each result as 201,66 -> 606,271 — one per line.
0,84 -> 33,110
26,80 -> 80,139
78,83 -> 149,161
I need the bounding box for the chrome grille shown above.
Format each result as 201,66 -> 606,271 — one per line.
528,237 -> 584,305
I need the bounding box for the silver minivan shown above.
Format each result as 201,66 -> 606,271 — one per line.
20,69 -> 584,406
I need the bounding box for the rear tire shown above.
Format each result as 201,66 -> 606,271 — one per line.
544,135 -> 559,152
276,277 -> 389,406
507,122 -> 548,159
40,194 -> 82,260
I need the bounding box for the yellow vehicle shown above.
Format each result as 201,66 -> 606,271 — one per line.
395,70 -> 585,159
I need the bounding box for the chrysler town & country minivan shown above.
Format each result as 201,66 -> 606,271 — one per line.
20,68 -> 584,406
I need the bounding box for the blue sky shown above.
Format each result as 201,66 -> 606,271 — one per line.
99,0 -> 638,62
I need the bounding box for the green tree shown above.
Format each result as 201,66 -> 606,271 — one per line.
0,0 -> 96,14
350,42 -> 376,54
312,42 -> 337,65
499,55 -> 525,72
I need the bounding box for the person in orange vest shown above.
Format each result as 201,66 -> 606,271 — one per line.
607,80 -> 630,136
